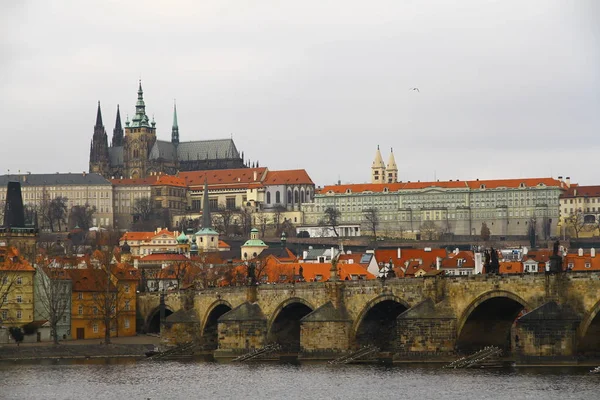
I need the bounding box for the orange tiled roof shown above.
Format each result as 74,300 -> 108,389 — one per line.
140,253 -> 190,262
218,240 -> 230,249
499,261 -> 523,274
264,169 -> 314,185
319,178 -> 564,195
110,177 -> 156,186
120,232 -> 154,242
179,168 -> 267,187
441,251 -> 475,268
560,185 -> 600,199
67,268 -> 115,292
564,255 -> 600,271
0,247 -> 35,272
374,248 -> 446,271
152,175 -> 187,188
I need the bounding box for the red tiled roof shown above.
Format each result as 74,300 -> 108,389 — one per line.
499,261 -> 523,274
0,247 -> 35,272
110,177 -> 156,186
152,175 -> 187,188
179,168 -> 267,187
67,268 -> 115,292
564,255 -> 600,271
441,251 -> 475,268
264,169 -> 314,185
560,185 -> 600,199
218,240 -> 230,249
319,178 -> 564,195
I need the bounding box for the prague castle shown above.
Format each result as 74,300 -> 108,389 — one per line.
89,81 -> 246,179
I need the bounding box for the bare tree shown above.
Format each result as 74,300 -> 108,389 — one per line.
34,264 -> 71,344
255,213 -> 270,238
363,207 -> 380,238
320,207 -> 341,237
480,222 -> 491,242
215,206 -> 236,235
272,205 -> 286,233
564,209 -> 591,239
238,207 -> 253,236
420,220 -> 439,240
70,203 -> 96,231
133,197 -> 154,222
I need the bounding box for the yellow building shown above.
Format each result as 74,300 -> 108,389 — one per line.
0,247 -> 35,328
67,265 -> 137,340
558,184 -> 600,239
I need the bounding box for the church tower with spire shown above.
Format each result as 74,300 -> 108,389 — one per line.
386,148 -> 398,183
171,101 -> 179,144
123,80 -> 157,179
89,101 -> 110,177
371,145 -> 386,184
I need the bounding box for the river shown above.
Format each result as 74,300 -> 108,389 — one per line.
0,359 -> 598,399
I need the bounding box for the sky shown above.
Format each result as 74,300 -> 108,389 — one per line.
1,0 -> 599,187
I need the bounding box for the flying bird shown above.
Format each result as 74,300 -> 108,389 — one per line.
409,87 -> 420,92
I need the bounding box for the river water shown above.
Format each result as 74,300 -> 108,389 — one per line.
0,359 -> 598,400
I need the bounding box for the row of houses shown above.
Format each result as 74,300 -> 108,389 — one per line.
0,245 -> 138,343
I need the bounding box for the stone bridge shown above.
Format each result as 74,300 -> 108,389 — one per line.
137,272 -> 600,363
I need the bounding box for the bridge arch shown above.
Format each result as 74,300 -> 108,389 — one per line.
267,297 -> 315,352
353,294 -> 410,351
145,305 -> 174,334
577,298 -> 600,355
456,290 -> 531,353
200,300 -> 233,350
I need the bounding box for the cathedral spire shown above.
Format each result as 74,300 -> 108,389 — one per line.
131,80 -> 150,128
95,101 -> 103,127
112,104 -> 124,147
171,100 -> 179,144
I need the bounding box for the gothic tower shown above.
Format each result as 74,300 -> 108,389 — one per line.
89,101 -> 110,176
111,104 -> 124,147
123,80 -> 156,179
371,145 -> 386,183
386,148 -> 398,183
171,100 -> 179,144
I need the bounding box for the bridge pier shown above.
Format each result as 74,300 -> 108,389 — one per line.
299,301 -> 353,360
214,302 -> 267,360
394,299 -> 457,359
513,301 -> 581,364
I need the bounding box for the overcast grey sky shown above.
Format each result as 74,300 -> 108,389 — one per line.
1,0 -> 599,187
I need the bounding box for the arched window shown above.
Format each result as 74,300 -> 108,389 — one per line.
276,191 -> 281,203
266,192 -> 271,204
301,190 -> 305,203
287,190 -> 292,203
294,190 -> 299,203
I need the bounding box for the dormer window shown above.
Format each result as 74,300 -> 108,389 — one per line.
519,183 -> 526,188
346,189 -> 352,194
480,184 -> 485,189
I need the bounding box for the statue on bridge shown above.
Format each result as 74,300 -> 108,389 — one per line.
484,248 -> 500,274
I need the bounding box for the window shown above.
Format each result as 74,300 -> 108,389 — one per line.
585,262 -> 591,269
16,311 -> 22,319
16,295 -> 22,304
16,276 -> 22,285
125,319 -> 130,329
78,305 -> 83,315
287,191 -> 292,203
276,191 -> 281,203
78,292 -> 83,300
93,306 -> 98,315
124,285 -> 130,293
125,300 -> 130,311
226,197 -> 236,210
266,192 -> 271,204
93,324 -> 98,333
62,315 -> 67,323
1,310 -> 7,320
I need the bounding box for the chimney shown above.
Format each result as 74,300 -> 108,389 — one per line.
253,171 -> 257,181
397,248 -> 401,259
455,248 -> 459,255
133,259 -> 139,268
566,177 -> 571,188
83,171 -> 86,177
302,250 -> 308,260
578,248 -> 583,257
436,256 -> 441,270
592,248 -> 596,258
474,253 -> 483,274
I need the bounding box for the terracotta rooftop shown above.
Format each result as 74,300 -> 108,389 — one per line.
560,185 -> 600,199
179,168 -> 267,187
319,178 -> 564,195
264,169 -> 314,185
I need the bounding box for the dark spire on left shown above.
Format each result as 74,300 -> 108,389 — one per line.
112,104 -> 124,147
95,101 -> 103,127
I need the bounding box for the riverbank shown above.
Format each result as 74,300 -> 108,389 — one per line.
0,335 -> 159,361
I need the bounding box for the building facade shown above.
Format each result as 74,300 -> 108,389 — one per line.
559,183 -> 600,238
0,173 -> 114,230
89,81 -> 247,180
302,177 -> 566,238
0,246 -> 35,328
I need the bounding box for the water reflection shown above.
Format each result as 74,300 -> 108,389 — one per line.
0,359 -> 598,400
